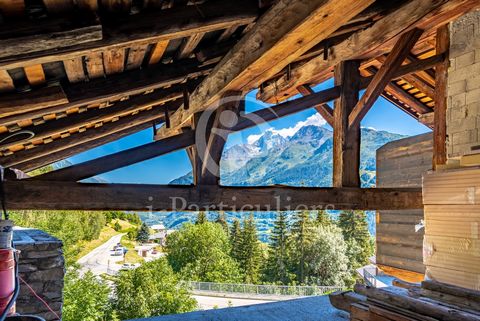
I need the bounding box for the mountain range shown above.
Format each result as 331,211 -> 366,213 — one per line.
140,124 -> 405,241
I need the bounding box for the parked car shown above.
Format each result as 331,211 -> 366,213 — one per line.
120,263 -> 137,270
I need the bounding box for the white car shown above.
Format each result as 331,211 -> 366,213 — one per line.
120,263 -> 137,270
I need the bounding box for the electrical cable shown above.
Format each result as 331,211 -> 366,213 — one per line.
19,277 -> 60,320
0,130 -> 35,145
0,251 -> 19,321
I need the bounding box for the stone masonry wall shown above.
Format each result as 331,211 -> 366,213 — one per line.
447,9 -> 480,158
13,228 -> 64,321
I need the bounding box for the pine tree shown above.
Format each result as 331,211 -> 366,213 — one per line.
265,212 -> 290,284
238,214 -> 262,284
337,210 -> 373,269
230,219 -> 242,261
196,211 -> 207,224
215,212 -> 229,235
315,210 -> 332,226
290,211 -> 314,284
136,222 -> 150,243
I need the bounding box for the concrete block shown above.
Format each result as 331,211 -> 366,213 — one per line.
466,102 -> 480,117
476,49 -> 480,63
452,129 -> 477,145
456,51 -> 476,68
466,88 -> 480,104
466,75 -> 480,91
450,92 -> 466,109
449,63 -> 480,84
449,79 -> 466,95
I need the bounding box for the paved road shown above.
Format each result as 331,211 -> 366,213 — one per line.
193,295 -> 272,310
78,233 -> 125,275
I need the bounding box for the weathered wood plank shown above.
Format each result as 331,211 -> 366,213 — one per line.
63,57 -> 86,83
148,41 -> 169,65
125,45 -> 148,70
43,0 -> 74,13
333,60 -> 360,187
433,24 -> 449,169
103,48 -> 125,75
258,0 -> 479,103
0,1 -> 258,70
4,182 -> 423,211
348,28 -> 423,128
85,52 -> 105,79
0,86 -> 68,118
176,33 -> 205,60
0,70 -> 14,93
156,0 -> 374,138
0,0 -> 25,16
296,85 -> 334,126
24,64 -> 46,86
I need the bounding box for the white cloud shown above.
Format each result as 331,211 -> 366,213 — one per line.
362,126 -> 377,131
246,113 -> 327,144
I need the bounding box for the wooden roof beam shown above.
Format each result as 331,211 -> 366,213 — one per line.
0,58 -> 211,129
296,85 -> 334,126
155,0 -> 375,139
348,28 -> 423,128
31,86 -> 340,181
0,0 -> 258,70
257,0 -> 480,104
5,180 -> 423,211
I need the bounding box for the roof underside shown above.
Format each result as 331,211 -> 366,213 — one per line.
0,0 -> 477,172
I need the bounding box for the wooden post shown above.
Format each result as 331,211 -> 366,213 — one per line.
433,24 -> 449,169
333,60 -> 361,187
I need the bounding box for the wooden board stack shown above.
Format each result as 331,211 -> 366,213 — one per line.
423,167 -> 480,290
329,280 -> 480,321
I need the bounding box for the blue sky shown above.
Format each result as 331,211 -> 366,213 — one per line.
68,79 -> 430,184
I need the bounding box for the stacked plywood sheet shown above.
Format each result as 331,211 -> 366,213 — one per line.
423,167 -> 480,290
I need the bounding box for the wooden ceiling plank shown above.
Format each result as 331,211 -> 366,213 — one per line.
176,33 -> 205,60
0,18 -> 102,60
0,84 -> 186,150
348,28 -> 424,128
43,0 -> 74,14
148,41 -> 169,65
0,0 -> 258,70
0,58 -> 212,128
384,82 -> 431,115
0,86 -> 68,118
85,52 -> 105,79
63,57 -> 87,83
297,84 -> 334,126
216,26 -> 238,43
257,0 -> 480,104
156,0 -> 374,139
125,44 -> 148,70
103,48 -> 125,75
4,181 -> 423,211
24,64 -> 46,86
101,0 -> 132,13
0,0 -> 25,16
0,70 -> 14,93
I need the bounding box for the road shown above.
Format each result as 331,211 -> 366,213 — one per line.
77,233 -> 125,275
193,295 -> 272,310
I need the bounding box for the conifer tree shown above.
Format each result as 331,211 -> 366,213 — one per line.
315,210 -> 332,226
215,212 -> 229,235
239,214 -> 262,284
265,212 -> 290,284
289,211 -> 314,284
337,210 -> 373,269
136,222 -> 150,243
230,219 -> 242,261
195,211 -> 207,224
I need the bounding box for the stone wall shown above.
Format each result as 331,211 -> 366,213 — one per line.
447,9 -> 480,159
13,228 -> 64,321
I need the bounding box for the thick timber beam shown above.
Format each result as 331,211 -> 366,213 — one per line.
433,25 -> 449,169
297,85 -> 334,126
348,28 -> 423,128
333,60 -> 361,188
155,0 -> 374,139
0,0 -> 258,69
4,181 -> 423,211
258,0 -> 480,103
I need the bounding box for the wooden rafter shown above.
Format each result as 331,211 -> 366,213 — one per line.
155,0 -> 375,139
5,180 -> 423,211
0,0 -> 258,70
257,0 -> 480,104
296,85 -> 334,126
348,28 -> 423,128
